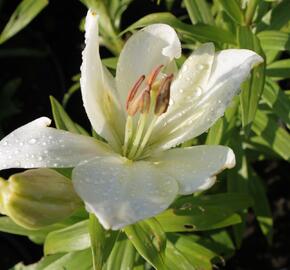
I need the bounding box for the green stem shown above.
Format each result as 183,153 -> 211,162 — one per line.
245,0 -> 259,26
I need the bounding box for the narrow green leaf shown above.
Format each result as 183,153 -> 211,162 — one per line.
261,0 -> 290,30
173,235 -> 218,270
227,130 -> 249,247
238,26 -> 265,135
50,96 -> 89,135
103,57 -> 118,69
262,78 -> 290,125
45,249 -> 92,270
0,0 -> 48,44
184,0 -> 214,25
248,168 -> 273,243
0,217 -> 64,244
218,0 -> 244,24
266,59 -> 290,80
44,220 -> 90,255
124,219 -> 166,270
11,254 -> 63,270
105,234 -> 136,270
252,109 -> 290,161
257,31 -> 290,51
165,241 -> 196,270
121,13 -> 236,45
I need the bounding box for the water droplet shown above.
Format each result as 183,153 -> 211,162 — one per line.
179,89 -> 184,93
28,138 -> 37,144
19,142 -> 23,146
183,64 -> 188,72
218,99 -> 222,104
44,150 -> 48,154
3,141 -> 8,146
195,87 -> 202,97
197,64 -> 206,70
38,156 -> 43,161
42,142 -> 47,146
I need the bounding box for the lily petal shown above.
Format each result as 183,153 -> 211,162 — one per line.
72,155 -> 178,230
81,10 -> 125,151
116,24 -> 181,109
148,145 -> 235,195
0,117 -> 112,170
150,49 -> 263,152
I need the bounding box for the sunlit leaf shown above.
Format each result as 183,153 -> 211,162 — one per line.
0,0 -> 48,44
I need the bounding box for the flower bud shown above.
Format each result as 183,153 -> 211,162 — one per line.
0,168 -> 82,229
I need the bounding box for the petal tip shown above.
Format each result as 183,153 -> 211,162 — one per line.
226,148 -> 236,168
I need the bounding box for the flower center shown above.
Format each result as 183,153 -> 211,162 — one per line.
122,65 -> 173,160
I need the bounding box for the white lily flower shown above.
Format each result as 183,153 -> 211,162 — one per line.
0,10 -> 263,230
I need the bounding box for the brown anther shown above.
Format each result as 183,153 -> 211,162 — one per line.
126,75 -> 145,110
154,74 -> 174,116
147,65 -> 164,88
140,90 -> 151,114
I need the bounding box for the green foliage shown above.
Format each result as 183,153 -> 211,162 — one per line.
1,0 -> 290,269
0,0 -> 48,44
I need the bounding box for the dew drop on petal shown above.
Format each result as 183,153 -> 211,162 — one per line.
195,87 -> 202,97
28,138 -> 37,144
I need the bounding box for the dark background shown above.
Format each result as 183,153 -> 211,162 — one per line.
0,0 -> 289,269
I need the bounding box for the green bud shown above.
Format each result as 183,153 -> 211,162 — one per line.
0,169 -> 82,229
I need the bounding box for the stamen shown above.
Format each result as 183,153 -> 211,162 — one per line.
154,74 -> 173,116
140,90 -> 151,114
147,65 -> 164,87
126,75 -> 145,111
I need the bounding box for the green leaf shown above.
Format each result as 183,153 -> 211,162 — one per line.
238,26 -> 265,135
0,0 -> 48,44
248,168 -> 273,243
251,109 -> 290,161
266,59 -> 290,80
89,214 -> 119,270
156,193 -> 253,232
124,218 -> 167,270
172,235 -> 219,270
217,0 -> 244,24
44,249 -> 92,270
121,12 -> 236,45
50,96 -> 89,135
261,0 -> 290,30
262,78 -> 290,125
165,241 -> 195,270
44,220 -> 90,255
103,57 -> 118,70
104,234 -> 136,270
227,131 -> 249,247
11,254 -> 63,270
0,217 -> 64,244
184,0 -> 214,25
257,31 -> 290,51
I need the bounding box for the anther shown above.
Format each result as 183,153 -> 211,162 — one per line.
126,75 -> 145,110
140,91 -> 151,114
147,65 -> 164,88
154,74 -> 174,116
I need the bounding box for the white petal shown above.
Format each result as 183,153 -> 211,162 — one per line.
148,145 -> 235,195
116,24 -> 181,110
72,155 -> 178,230
0,117 -> 112,170
170,43 -> 215,104
81,10 -> 125,150
149,49 -> 263,152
